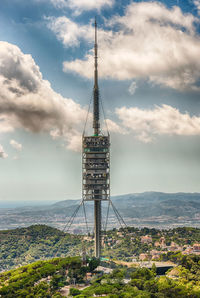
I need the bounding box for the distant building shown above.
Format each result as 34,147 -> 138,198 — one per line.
182,247 -> 193,255
83,236 -> 92,241
150,250 -> 162,260
193,243 -> 200,252
168,242 -> 180,252
154,241 -> 160,247
96,266 -> 113,274
141,235 -> 152,244
85,272 -> 93,280
160,237 -> 166,248
117,231 -> 123,237
139,253 -> 150,261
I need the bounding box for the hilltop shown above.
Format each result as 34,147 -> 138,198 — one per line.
0,225 -> 83,272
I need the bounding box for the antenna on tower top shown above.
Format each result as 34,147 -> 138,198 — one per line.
93,18 -> 100,136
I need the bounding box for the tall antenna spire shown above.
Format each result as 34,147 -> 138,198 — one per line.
82,18 -> 111,260
93,18 -> 100,136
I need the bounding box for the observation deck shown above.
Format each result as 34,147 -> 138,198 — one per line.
82,135 -> 110,201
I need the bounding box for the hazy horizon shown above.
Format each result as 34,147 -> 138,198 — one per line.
1,190 -> 200,209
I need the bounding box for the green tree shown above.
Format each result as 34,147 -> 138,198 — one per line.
88,257 -> 100,272
70,287 -> 81,296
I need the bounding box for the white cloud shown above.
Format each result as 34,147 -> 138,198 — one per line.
0,115 -> 14,134
65,131 -> 82,152
128,81 -> 137,95
10,140 -> 22,151
115,104 -> 200,143
51,2 -> 200,91
50,128 -> 82,152
47,17 -> 94,47
105,119 -> 127,135
50,0 -> 114,14
194,0 -> 200,15
0,144 -> 8,159
0,41 -> 87,152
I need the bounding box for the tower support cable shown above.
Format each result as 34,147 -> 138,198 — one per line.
104,200 -> 111,232
53,200 -> 83,258
110,200 -> 127,229
82,201 -> 89,235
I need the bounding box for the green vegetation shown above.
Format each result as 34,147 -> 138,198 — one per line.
1,254 -> 200,297
1,225 -> 200,298
0,256 -> 80,297
0,225 -> 84,271
77,255 -> 200,297
2,225 -> 200,271
101,226 -> 200,260
0,256 -> 99,297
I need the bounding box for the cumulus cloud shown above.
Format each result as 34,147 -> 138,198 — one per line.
0,41 -> 87,152
10,140 -> 22,151
0,145 -> 8,159
47,17 -> 94,47
115,104 -> 200,143
50,2 -> 200,91
105,119 -> 127,135
50,0 -> 114,14
194,0 -> 200,15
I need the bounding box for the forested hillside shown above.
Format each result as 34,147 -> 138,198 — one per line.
2,225 -> 200,272
0,256 -> 84,297
0,225 -> 83,271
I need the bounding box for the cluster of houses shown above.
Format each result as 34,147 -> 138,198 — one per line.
139,235 -> 200,261
83,232 -> 200,262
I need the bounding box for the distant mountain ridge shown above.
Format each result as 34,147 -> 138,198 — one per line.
0,192 -> 200,230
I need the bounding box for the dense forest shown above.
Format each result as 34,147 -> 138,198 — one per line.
0,225 -> 84,271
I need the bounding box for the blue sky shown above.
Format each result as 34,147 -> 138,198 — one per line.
0,0 -> 200,205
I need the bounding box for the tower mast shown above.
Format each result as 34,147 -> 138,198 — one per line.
93,19 -> 101,258
63,18 -> 126,261
82,19 -> 110,259
93,19 -> 100,136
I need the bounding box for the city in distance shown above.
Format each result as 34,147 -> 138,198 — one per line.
1,192 -> 200,232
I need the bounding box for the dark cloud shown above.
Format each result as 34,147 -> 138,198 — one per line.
0,41 -> 86,151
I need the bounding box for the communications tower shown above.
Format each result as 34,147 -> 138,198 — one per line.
82,20 -> 110,258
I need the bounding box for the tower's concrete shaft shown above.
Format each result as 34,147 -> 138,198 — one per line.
94,200 -> 101,258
